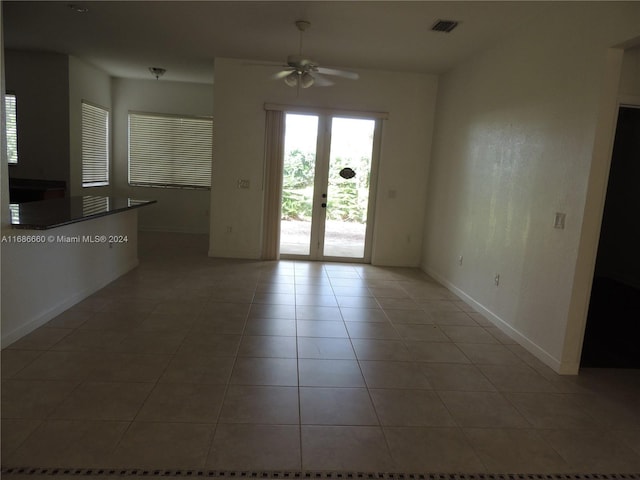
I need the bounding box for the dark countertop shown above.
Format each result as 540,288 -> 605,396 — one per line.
9,196 -> 157,230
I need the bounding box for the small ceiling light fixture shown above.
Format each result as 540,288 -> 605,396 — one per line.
67,4 -> 89,13
431,19 -> 459,33
149,67 -> 166,80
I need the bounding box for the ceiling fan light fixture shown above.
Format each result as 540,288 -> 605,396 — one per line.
284,72 -> 298,87
300,72 -> 315,88
259,18 -> 358,91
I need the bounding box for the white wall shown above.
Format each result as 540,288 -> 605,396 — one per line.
619,46 -> 640,99
68,56 -> 112,196
210,57 -> 438,264
0,210 -> 139,347
112,78 -> 213,234
421,3 -> 640,373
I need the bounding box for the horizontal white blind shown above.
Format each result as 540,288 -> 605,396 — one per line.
82,101 -> 109,187
6,94 -> 18,165
129,112 -> 212,188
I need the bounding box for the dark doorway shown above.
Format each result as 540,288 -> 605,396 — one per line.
581,106 -> 640,368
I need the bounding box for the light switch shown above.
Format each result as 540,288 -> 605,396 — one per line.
554,212 -> 566,229
237,179 -> 250,189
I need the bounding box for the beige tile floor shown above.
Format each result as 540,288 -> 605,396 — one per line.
2,232 -> 640,475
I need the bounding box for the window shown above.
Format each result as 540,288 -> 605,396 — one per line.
5,93 -> 18,165
82,101 -> 109,187
128,112 -> 212,189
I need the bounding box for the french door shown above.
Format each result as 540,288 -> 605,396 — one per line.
279,112 -> 380,262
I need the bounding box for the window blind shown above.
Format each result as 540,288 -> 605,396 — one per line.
82,101 -> 109,187
128,112 -> 212,189
6,94 -> 18,165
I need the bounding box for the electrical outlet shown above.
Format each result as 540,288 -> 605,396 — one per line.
237,179 -> 250,189
458,255 -> 463,266
494,274 -> 500,286
226,226 -> 232,233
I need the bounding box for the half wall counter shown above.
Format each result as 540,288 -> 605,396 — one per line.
1,196 -> 156,348
9,195 -> 156,230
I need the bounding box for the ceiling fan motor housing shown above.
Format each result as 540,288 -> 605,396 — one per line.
287,55 -> 315,70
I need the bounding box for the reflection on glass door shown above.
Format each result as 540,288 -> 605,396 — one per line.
279,114 -> 318,256
279,112 -> 379,261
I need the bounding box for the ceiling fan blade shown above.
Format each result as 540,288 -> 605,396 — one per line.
316,67 -> 359,80
311,73 -> 335,87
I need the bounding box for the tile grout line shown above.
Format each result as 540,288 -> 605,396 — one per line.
294,265 -> 304,471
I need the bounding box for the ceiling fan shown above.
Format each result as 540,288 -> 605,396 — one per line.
266,20 -> 359,89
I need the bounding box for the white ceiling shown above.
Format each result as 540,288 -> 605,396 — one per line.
3,1 -> 567,84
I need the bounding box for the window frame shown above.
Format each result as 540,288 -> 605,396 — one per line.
127,110 -> 212,190
81,100 -> 110,188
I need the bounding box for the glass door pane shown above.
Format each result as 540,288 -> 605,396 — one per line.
279,114 -> 319,256
323,117 -> 376,259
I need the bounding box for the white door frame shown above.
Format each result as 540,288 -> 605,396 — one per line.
278,108 -> 383,263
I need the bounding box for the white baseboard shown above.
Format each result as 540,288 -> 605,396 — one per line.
422,266 -> 570,374
139,226 -> 209,235
207,250 -> 261,260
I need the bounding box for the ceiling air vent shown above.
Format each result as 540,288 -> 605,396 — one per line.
431,19 -> 459,33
